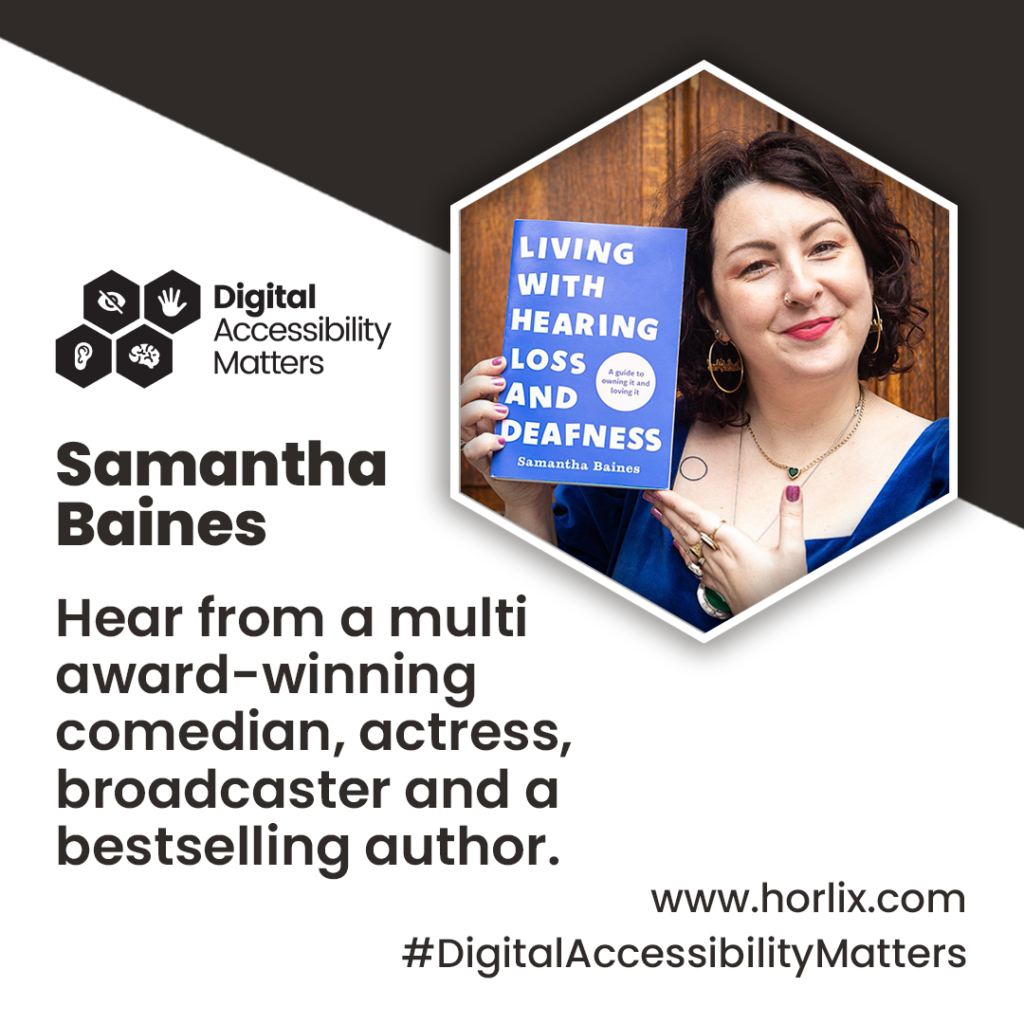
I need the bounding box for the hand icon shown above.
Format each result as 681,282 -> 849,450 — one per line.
158,287 -> 187,317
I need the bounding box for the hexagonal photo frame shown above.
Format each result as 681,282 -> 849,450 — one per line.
451,62 -> 955,642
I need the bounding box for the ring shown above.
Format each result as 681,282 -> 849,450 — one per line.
700,520 -> 727,550
686,561 -> 703,579
697,583 -> 731,620
689,540 -> 704,562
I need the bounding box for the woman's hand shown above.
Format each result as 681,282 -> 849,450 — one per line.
461,355 -> 553,526
644,485 -> 808,615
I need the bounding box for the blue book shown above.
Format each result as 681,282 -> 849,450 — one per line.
490,219 -> 687,489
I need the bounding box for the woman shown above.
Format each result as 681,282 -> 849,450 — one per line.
460,132 -> 949,630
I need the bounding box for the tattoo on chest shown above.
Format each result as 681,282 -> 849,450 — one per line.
679,455 -> 709,481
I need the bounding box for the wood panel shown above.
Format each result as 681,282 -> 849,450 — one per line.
543,108 -> 644,224
888,182 -> 936,417
933,207 -> 950,419
460,73 -> 950,502
698,72 -> 785,143
640,93 -> 671,226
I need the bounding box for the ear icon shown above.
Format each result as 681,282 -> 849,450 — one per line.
74,342 -> 93,370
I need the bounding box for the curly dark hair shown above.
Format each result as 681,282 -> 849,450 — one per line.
663,131 -> 926,426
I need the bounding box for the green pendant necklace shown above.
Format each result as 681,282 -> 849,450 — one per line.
745,385 -> 866,480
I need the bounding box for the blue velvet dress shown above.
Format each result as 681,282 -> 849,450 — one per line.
553,414 -> 950,632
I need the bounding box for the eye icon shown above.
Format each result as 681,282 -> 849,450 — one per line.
97,289 -> 126,314
74,342 -> 93,370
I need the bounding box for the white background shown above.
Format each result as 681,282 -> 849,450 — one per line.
1,42 -> 1018,1020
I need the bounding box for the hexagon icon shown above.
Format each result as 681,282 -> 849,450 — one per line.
84,270 -> 140,334
144,270 -> 201,333
116,324 -> 173,387
452,61 -> 955,641
56,325 -> 111,388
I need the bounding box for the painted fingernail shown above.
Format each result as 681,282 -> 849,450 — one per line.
651,507 -> 663,520
493,404 -> 508,414
642,491 -> 654,503
497,437 -> 506,446
491,357 -> 504,366
493,378 -> 505,388
786,485 -> 800,502
672,538 -> 680,550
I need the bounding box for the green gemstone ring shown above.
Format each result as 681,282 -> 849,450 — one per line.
697,583 -> 731,620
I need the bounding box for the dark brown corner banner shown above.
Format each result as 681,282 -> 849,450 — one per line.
2,8 -> 1019,527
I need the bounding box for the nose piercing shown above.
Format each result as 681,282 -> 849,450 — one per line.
784,293 -> 796,306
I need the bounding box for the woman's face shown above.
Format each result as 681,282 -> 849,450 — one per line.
701,182 -> 874,389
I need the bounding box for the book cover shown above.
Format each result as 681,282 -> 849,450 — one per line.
490,219 -> 687,489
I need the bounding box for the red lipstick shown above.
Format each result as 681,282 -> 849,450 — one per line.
784,317 -> 834,341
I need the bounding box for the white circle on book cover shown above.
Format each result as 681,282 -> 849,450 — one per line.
594,353 -> 656,411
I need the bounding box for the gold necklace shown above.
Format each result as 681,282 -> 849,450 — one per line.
745,385 -> 866,480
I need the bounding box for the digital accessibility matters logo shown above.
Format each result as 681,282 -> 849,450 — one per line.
56,270 -> 200,388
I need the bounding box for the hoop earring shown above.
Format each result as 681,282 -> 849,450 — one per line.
708,330 -> 744,394
867,302 -> 883,356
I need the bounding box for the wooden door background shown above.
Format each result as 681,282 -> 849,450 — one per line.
460,72 -> 950,511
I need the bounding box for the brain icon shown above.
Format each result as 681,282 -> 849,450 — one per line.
129,343 -> 161,368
